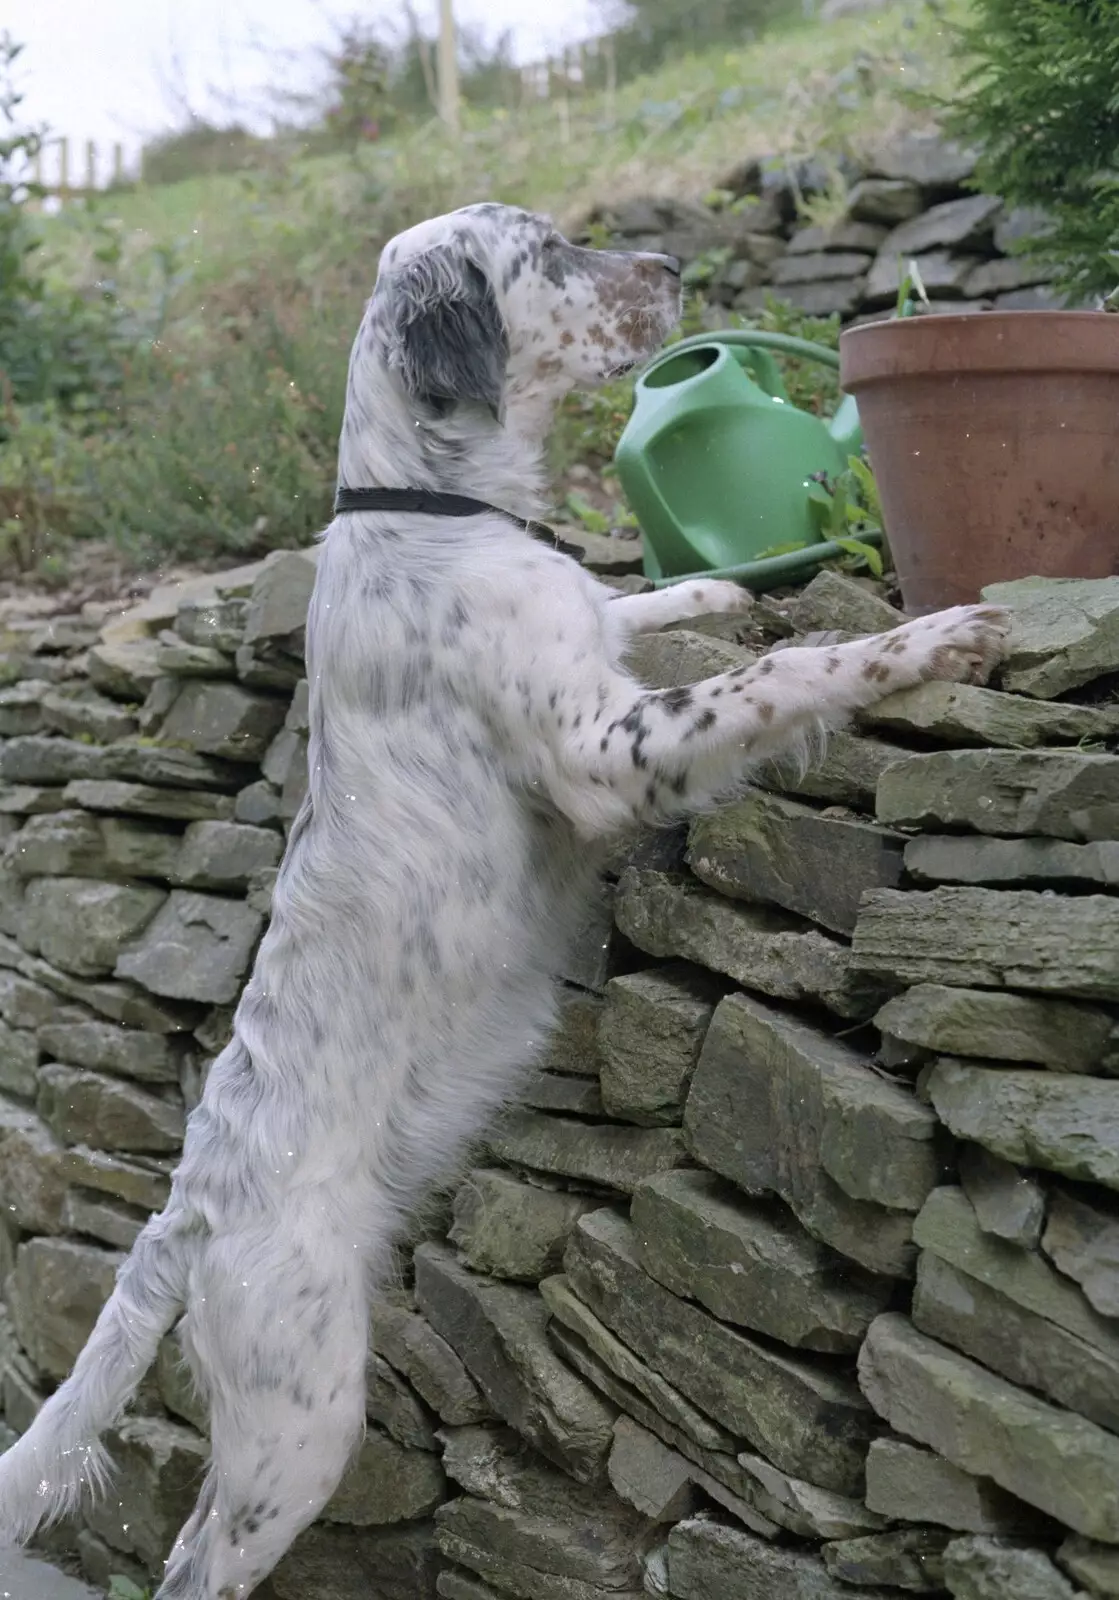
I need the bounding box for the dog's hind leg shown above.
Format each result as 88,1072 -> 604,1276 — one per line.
154,1220 -> 367,1600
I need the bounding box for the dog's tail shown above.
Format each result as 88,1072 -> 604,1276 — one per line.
0,1206 -> 192,1542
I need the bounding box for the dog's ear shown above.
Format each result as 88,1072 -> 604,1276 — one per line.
388,247 -> 507,419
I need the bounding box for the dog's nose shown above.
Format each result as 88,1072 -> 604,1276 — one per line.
636,250 -> 681,278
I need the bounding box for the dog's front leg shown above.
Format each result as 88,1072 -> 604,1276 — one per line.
604,577 -> 754,638
540,603 -> 1009,838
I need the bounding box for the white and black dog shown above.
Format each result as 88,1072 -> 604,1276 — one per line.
0,202 -> 1008,1597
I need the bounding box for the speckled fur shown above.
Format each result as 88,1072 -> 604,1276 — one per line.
0,203 -> 1009,1597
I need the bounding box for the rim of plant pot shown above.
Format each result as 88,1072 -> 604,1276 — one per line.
840,309 -> 1119,386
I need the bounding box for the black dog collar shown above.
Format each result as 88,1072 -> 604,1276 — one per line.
333,486 -> 585,560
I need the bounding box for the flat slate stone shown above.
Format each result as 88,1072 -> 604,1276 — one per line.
632,1169 -> 892,1353
548,1286 -> 879,1542
63,1188 -> 149,1250
847,177 -> 924,224
870,131 -> 979,189
0,969 -> 68,1031
487,1108 -> 684,1194
915,1248 -> 1119,1435
628,628 -> 754,690
983,576 -> 1119,698
822,1528 -> 948,1593
61,1144 -> 171,1211
7,809 -> 183,882
63,778 -> 235,823
853,887 -> 1119,1002
87,638 -> 163,700
905,834 -> 1119,892
771,249 -> 873,284
0,932 -> 198,1032
243,548 -> 317,647
414,1242 -> 615,1483
325,1426 -> 446,1525
540,1273 -> 734,1454
0,681 -> 48,737
0,1099 -> 67,1232
20,876 -> 166,977
615,869 -> 879,1020
155,638 -> 235,677
913,1186 -> 1119,1431
170,820 -> 282,889
37,1063 -> 184,1154
688,789 -> 905,936
944,1536 -> 1085,1600
9,1235 -> 122,1379
0,783 -> 69,815
881,194 -> 1002,257
1042,1186 -> 1119,1319
520,1072 -> 603,1117
668,1519 -> 882,1600
874,983 -> 1119,1075
271,1520 -> 441,1600
758,729 -> 908,811
437,1572 -> 505,1600
877,749 -> 1119,842
449,1169 -> 598,1282
858,1313 -> 1119,1543
1059,1536 -> 1119,1597
1,735 -> 241,791
434,1482 -> 647,1593
38,1020 -> 183,1084
927,1059 -> 1119,1191
788,218 -> 888,254
685,991 -> 940,1276
608,1416 -> 697,1521
540,993 -> 602,1079
159,680 -> 288,763
864,1438 -> 1040,1536
785,569 -> 905,636
0,1017 -> 39,1098
563,1208 -> 875,1495
598,966 -> 715,1126
115,890 -> 263,1004
860,680 -> 1119,747
369,1291 -> 490,1426
366,1354 -> 438,1450
958,1144 -> 1045,1247
41,687 -> 136,743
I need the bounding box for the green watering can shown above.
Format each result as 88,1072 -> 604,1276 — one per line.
614,330 -> 868,589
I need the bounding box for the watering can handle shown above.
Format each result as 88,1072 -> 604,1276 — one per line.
656,330 -> 841,371
650,329 -> 860,451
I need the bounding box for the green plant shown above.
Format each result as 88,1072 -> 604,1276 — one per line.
895,256 -> 930,318
946,0 -> 1119,302
807,453 -> 889,575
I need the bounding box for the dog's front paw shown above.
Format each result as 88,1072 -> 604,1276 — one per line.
882,604 -> 1011,688
678,579 -> 754,619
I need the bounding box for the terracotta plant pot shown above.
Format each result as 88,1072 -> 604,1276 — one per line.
839,311 -> 1119,613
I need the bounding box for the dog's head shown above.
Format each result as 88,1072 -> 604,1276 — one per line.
368,202 -> 681,420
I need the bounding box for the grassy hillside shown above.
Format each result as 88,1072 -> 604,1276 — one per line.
17,0 -> 965,581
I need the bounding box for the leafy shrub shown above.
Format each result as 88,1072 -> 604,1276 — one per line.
141,121 -> 269,187
946,0 -> 1119,301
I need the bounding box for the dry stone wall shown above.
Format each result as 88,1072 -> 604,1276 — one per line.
587,130 -> 1069,321
0,553 -> 1118,1600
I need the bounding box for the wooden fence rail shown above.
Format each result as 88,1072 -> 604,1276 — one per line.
30,136 -> 129,203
